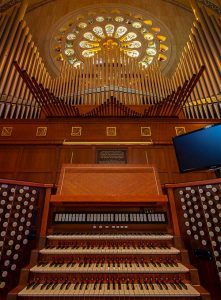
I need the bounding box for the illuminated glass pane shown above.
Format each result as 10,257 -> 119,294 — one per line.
64,48 -> 75,56
96,16 -> 104,22
114,26 -> 127,38
140,28 -> 147,34
120,32 -> 137,42
67,33 -> 76,40
79,41 -> 99,48
143,56 -> 154,64
158,53 -> 167,61
132,22 -> 142,28
83,48 -> 101,56
83,32 -> 99,41
160,44 -> 168,52
115,16 -> 124,22
148,41 -> 156,48
78,22 -> 87,28
93,26 -> 106,39
105,24 -> 115,36
125,50 -> 140,57
74,61 -> 82,68
157,35 -> 167,42
82,50 -> 96,57
123,41 -> 141,48
152,27 -> 160,33
144,33 -> 154,40
143,20 -> 152,26
65,43 -> 73,48
139,61 -> 148,68
68,58 -> 77,64
146,48 -> 157,55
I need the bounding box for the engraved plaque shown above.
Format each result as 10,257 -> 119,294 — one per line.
1,127 -> 13,136
175,127 -> 186,136
106,127 -> 116,136
141,127 -> 151,136
71,127 -> 82,136
36,127 -> 47,136
96,149 -> 127,164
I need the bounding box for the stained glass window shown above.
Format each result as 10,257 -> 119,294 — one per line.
105,24 -> 115,36
93,27 -> 106,39
84,32 -> 99,41
64,48 -> 75,56
114,26 -> 127,38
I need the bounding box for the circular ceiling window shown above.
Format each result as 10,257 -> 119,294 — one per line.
50,5 -> 172,71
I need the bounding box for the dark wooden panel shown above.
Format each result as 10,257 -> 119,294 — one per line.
18,147 -> 57,172
0,147 -> 21,172
15,172 -> 55,184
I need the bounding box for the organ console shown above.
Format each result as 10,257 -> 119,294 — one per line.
6,164 -> 212,299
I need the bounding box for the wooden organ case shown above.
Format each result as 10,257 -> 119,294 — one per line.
8,164 -> 210,299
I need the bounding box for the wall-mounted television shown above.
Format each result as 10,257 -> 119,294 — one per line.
172,123 -> 221,176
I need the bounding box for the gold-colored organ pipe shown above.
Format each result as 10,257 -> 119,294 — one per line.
60,62 -> 68,102
57,61 -> 64,99
122,52 -> 127,104
0,13 -> 9,44
186,43 -> 209,100
131,57 -> 138,104
0,0 -> 28,70
141,64 -> 149,103
113,48 -> 117,102
13,37 -> 33,98
70,65 -> 76,105
187,36 -> 213,97
113,49 -> 116,102
4,25 -> 29,97
158,67 -> 167,99
192,24 -> 220,92
201,6 -> 220,58
153,66 -> 162,101
145,69 -> 153,104
65,66 -> 71,104
0,19 -> 26,95
65,65 -> 72,104
97,52 -> 101,104
190,0 -> 220,68
183,47 -> 199,100
139,64 -> 146,104
210,15 -> 221,43
150,66 -> 159,103
0,7 -> 17,57
190,34 -> 217,98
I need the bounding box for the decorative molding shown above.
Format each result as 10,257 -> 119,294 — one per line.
106,127 -> 117,137
71,127 -> 82,136
36,127 -> 47,136
63,141 -> 154,146
1,127 -> 13,136
175,126 -> 186,136
141,127 -> 152,137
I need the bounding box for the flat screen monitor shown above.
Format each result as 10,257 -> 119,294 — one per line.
172,123 -> 221,174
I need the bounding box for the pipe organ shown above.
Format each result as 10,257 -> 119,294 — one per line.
0,0 -> 220,120
4,163 -> 213,299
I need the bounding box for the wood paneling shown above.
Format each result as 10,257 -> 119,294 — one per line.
57,164 -> 163,196
0,118 -> 217,185
0,146 -> 21,171
18,147 -> 57,172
